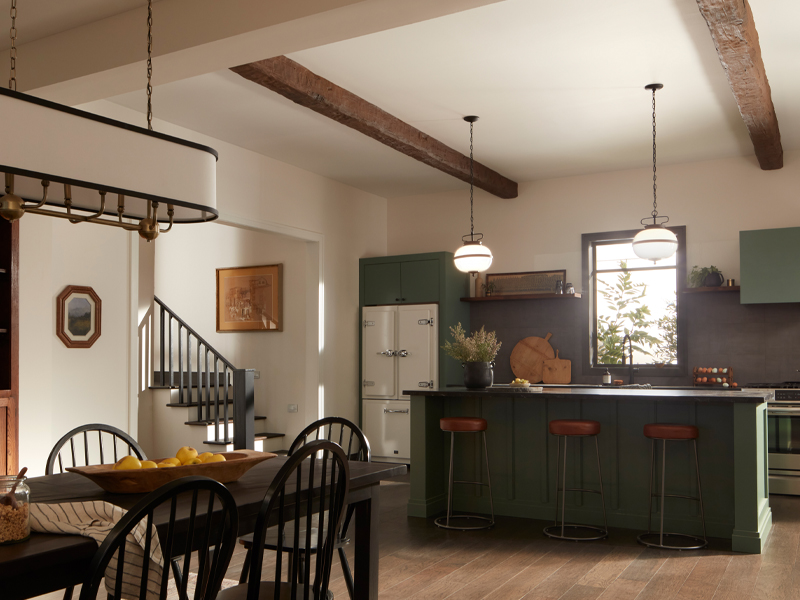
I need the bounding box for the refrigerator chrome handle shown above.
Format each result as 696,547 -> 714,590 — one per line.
377,349 -> 395,356
396,349 -> 408,357
384,408 -> 409,414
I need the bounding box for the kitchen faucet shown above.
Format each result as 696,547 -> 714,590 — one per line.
622,334 -> 634,385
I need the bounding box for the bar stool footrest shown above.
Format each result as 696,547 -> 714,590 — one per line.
435,514 -> 494,531
637,532 -> 707,550
543,524 -> 608,541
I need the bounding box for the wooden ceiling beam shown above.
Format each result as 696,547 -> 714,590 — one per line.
231,56 -> 518,199
695,0 -> 782,170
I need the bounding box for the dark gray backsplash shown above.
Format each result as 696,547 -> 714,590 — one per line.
461,293 -> 800,386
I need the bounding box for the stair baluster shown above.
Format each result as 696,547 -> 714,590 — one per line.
154,296 -> 255,449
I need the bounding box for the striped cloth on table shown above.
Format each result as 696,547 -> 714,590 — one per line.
30,501 -> 164,600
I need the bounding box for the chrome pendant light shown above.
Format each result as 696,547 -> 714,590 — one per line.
454,116 -> 493,274
632,84 -> 678,263
0,0 -> 218,240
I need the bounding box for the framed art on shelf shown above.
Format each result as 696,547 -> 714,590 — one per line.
216,264 -> 283,332
485,270 -> 567,296
56,285 -> 102,348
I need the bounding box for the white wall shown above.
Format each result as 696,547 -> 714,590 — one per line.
18,217 -> 133,476
387,150 -> 800,288
152,223 -> 311,443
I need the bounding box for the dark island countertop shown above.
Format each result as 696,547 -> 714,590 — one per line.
404,385 -> 771,404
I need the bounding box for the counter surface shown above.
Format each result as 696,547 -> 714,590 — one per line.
403,385 -> 771,404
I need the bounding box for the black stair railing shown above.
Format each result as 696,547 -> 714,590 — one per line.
154,296 -> 255,450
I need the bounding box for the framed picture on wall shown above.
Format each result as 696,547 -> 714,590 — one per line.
56,285 -> 102,348
216,264 -> 283,332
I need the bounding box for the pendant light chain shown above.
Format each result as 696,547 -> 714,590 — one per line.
651,86 -> 658,220
469,120 -> 474,240
8,0 -> 16,91
146,0 -> 153,131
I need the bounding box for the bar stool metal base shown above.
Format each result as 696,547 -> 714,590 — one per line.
637,532 -> 708,550
543,523 -> 608,541
434,514 -> 494,531
435,428 -> 495,532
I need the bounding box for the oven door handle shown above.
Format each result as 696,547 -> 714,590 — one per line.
768,407 -> 800,415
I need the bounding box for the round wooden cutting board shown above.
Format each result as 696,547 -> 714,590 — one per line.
510,333 -> 555,383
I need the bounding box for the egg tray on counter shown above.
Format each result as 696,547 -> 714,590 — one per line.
693,366 -> 736,388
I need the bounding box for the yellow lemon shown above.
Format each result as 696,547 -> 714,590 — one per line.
197,452 -> 214,463
175,446 -> 198,464
159,457 -> 181,466
183,457 -> 203,465
113,455 -> 142,470
140,461 -> 158,469
204,454 -> 226,463
156,462 -> 176,468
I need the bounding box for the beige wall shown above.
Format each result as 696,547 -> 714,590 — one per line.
18,217 -> 132,476
387,150 -> 800,289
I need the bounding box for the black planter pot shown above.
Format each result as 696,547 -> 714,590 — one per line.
704,272 -> 724,287
463,361 -> 495,389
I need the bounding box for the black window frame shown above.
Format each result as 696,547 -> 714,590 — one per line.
581,226 -> 687,379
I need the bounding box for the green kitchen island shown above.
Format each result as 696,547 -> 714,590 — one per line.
406,386 -> 772,553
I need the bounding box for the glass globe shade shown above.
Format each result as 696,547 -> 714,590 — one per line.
454,241 -> 493,273
632,225 -> 678,262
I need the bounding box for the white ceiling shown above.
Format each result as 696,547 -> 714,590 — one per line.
11,0 -> 800,199
0,0 -> 157,50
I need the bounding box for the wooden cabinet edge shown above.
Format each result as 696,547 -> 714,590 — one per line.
461,292 -> 582,302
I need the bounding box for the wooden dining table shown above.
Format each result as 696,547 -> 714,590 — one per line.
0,456 -> 406,600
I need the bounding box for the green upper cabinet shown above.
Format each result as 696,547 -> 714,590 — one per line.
363,258 -> 440,305
740,227 -> 800,304
400,260 -> 440,303
363,263 -> 402,305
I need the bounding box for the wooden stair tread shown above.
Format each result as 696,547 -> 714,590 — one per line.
203,432 -> 284,446
165,399 -> 234,408
185,416 -> 267,426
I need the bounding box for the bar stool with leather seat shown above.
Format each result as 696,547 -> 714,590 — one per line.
638,423 -> 707,550
435,416 -> 495,530
544,419 -> 608,541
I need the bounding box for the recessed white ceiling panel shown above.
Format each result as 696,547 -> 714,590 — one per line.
106,0 -> 797,199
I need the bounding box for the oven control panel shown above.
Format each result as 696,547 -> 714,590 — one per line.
774,390 -> 800,402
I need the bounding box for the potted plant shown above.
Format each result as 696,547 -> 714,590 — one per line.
442,323 -> 502,389
688,265 -> 723,288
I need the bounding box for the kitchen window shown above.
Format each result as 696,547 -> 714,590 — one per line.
581,227 -> 686,377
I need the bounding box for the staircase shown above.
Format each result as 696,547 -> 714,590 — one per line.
148,296 -> 284,458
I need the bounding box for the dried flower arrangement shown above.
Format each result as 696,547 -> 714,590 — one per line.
442,323 -> 502,363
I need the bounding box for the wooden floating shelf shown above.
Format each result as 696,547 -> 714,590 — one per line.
462,293 -> 582,302
0,268 -> 6,273
682,286 -> 739,294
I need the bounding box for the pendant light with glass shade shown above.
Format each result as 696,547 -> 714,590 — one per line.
631,84 -> 678,263
454,116 -> 493,274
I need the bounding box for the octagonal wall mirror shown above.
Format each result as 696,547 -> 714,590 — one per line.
56,285 -> 102,348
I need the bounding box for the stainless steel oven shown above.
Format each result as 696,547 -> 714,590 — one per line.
749,385 -> 800,495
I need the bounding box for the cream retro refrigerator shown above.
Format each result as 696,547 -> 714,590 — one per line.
361,304 -> 438,463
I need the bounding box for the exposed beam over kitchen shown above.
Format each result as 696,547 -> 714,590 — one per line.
695,0 -> 782,170
231,56 -> 518,199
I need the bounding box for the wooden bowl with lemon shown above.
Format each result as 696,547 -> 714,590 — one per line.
66,446 -> 276,494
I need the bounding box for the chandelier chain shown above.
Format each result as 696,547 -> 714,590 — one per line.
8,0 -> 16,91
146,0 -> 153,130
469,121 -> 474,239
651,87 -> 658,219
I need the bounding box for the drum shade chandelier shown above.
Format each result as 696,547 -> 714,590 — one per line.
453,116 -> 493,275
0,0 -> 218,241
631,84 -> 677,262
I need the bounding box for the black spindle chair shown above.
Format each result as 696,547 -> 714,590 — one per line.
219,440 -> 350,600
45,423 -> 146,475
46,424 -> 148,600
78,476 -> 239,600
238,418 -> 369,599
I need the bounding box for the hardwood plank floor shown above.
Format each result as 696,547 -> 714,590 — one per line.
31,474 -> 800,600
